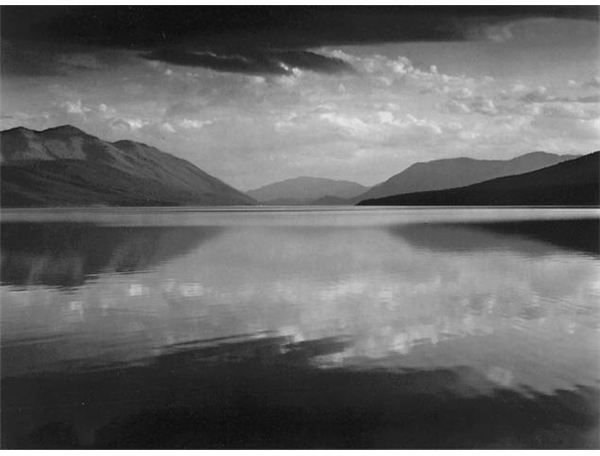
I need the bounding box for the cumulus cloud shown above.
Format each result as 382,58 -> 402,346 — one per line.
319,112 -> 372,138
320,51 -> 482,100
179,119 -> 213,129
469,97 -> 499,116
62,99 -> 90,115
439,75 -> 600,124
446,99 -> 472,114
540,102 -> 600,120
405,114 -> 443,135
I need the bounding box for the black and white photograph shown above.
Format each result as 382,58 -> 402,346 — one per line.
0,4 -> 599,449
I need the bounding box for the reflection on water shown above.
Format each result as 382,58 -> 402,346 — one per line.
391,218 -> 599,257
1,208 -> 599,448
1,223 -> 223,288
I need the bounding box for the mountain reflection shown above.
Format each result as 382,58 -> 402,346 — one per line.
2,210 -> 599,449
0,223 -> 224,288
390,218 -> 599,257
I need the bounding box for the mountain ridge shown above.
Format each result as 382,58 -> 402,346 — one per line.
1,125 -> 255,207
353,151 -> 581,203
358,152 -> 599,206
247,176 -> 368,204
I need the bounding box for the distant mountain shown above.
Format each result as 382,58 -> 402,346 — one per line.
358,152 -> 599,206
0,125 -> 255,207
247,176 -> 368,205
310,195 -> 354,205
355,151 -> 581,202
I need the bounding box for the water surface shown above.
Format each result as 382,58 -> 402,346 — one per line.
1,207 -> 599,448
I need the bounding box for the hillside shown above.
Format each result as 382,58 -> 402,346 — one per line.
247,176 -> 368,205
355,151 -> 580,202
0,125 -> 255,207
358,152 -> 599,206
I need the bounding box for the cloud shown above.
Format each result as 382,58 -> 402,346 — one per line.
576,94 -> 600,103
2,6 -> 597,77
142,49 -> 354,76
446,99 -> 472,114
179,119 -> 213,129
1,40 -> 131,77
317,109 -> 446,142
62,99 -> 91,115
584,75 -> 600,88
512,84 -> 600,119
467,15 -> 598,44
531,116 -> 600,141
440,76 -> 600,121
4,6 -> 596,48
56,53 -> 107,70
319,112 -> 372,138
481,22 -> 515,43
468,97 -> 499,116
160,122 -> 176,133
540,102 -> 600,120
405,114 -> 443,135
110,118 -> 133,132
520,86 -> 551,103
0,41 -> 63,77
443,90 -> 501,116
324,51 -> 481,96
2,33 -> 597,190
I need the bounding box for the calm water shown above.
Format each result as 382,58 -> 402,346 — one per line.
1,207 -> 599,448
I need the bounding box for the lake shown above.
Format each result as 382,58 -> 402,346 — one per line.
1,207 -> 599,448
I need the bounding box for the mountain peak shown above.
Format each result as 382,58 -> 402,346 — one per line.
0,125 -> 88,137
1,124 -> 255,207
511,151 -> 553,159
520,150 -> 549,155
1,126 -> 35,135
41,125 -> 87,136
247,176 -> 368,203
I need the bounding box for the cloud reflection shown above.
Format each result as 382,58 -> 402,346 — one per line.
1,213 -> 599,448
2,216 -> 598,396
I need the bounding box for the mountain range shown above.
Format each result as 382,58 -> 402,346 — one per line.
1,125 -> 255,207
247,176 -> 368,205
358,152 -> 599,206
249,152 -> 580,205
353,151 -> 580,203
0,125 -> 596,208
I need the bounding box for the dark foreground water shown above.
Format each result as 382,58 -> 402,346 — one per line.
1,207 -> 599,449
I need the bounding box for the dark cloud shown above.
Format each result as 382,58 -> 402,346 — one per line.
577,94 -> 600,103
0,40 -> 132,77
1,6 -> 598,76
2,6 -> 597,48
276,51 -> 354,74
0,41 -> 64,77
143,49 -> 354,75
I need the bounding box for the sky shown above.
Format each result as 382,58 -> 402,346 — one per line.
1,6 -> 599,189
